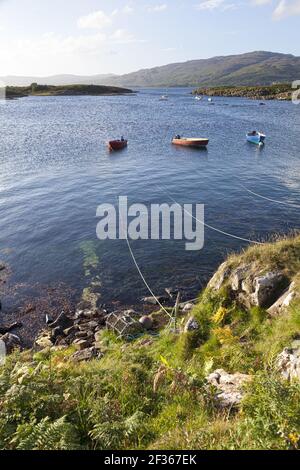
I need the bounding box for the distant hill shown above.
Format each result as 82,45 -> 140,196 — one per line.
0,73 -> 116,87
1,51 -> 300,88
103,51 -> 300,87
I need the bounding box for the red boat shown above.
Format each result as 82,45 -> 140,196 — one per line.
172,137 -> 209,148
108,139 -> 128,151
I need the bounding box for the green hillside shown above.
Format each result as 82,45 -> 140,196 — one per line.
105,51 -> 300,87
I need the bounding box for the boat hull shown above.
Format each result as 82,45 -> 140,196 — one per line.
246,133 -> 266,145
172,138 -> 209,148
108,140 -> 128,151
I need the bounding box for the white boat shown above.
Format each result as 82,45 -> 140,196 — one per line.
159,95 -> 168,101
246,131 -> 266,145
195,96 -> 202,101
208,97 -> 213,102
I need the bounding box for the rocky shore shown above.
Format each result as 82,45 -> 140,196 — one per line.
193,84 -> 292,101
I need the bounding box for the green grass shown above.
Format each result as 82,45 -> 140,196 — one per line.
1,234 -> 300,450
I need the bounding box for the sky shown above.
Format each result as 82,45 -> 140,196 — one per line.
0,0 -> 299,76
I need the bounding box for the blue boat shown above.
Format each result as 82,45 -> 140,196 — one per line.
246,131 -> 266,145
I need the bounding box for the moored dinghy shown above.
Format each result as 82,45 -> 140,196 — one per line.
108,137 -> 128,151
172,136 -> 209,148
246,131 -> 266,145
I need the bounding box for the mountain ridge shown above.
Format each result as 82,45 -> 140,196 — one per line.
1,51 -> 299,87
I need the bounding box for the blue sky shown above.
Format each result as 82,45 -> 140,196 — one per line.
0,0 -> 299,76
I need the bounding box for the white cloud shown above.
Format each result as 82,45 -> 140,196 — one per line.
110,29 -> 136,44
272,0 -> 300,19
252,0 -> 272,5
195,0 -> 225,10
78,10 -> 112,30
148,4 -> 168,12
195,0 -> 238,10
112,5 -> 134,16
123,5 -> 134,14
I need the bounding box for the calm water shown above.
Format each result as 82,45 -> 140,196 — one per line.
0,88 -> 300,311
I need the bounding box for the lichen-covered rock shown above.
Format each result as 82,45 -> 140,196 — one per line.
207,262 -> 231,291
184,316 -> 199,332
207,260 -> 290,310
250,272 -> 288,308
35,332 -> 53,349
206,369 -> 251,408
276,342 -> 300,381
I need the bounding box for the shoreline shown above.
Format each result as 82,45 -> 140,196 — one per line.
4,84 -> 134,100
192,84 -> 292,101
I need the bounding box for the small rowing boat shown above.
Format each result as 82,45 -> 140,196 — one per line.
246,131 -> 266,145
172,136 -> 209,148
159,95 -> 168,101
108,139 -> 128,151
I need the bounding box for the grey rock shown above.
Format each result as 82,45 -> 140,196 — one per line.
206,369 -> 251,408
1,333 -> 21,354
231,265 -> 251,291
63,325 -> 79,336
73,339 -> 91,351
49,311 -> 73,330
207,262 -> 231,291
139,316 -> 153,330
141,295 -> 168,305
35,332 -> 53,349
268,282 -> 297,316
71,347 -> 98,363
182,303 -> 194,313
250,272 -> 288,308
277,345 -> 300,381
184,316 -> 199,332
51,326 -> 64,342
0,322 -> 22,334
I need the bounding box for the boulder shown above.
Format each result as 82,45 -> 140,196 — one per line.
184,316 -> 199,332
276,343 -> 300,381
250,272 -> 288,308
231,265 -> 251,292
141,295 -> 168,305
35,332 -> 53,349
207,259 -> 290,310
51,326 -> 64,342
268,282 -> 297,316
207,262 -> 231,291
139,316 -> 153,330
71,347 -> 99,363
73,339 -> 91,351
206,369 -> 251,408
0,322 -> 22,334
182,303 -> 194,313
0,333 -> 21,354
48,311 -> 73,330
